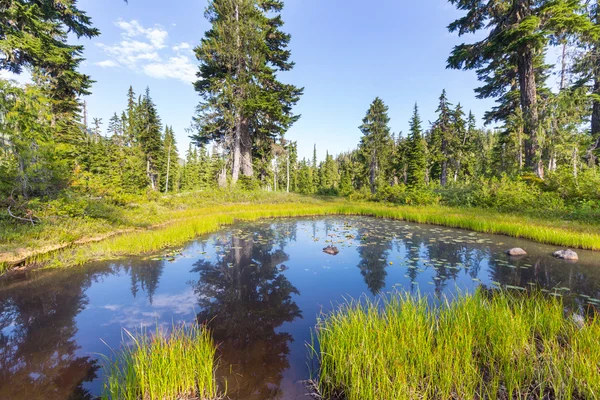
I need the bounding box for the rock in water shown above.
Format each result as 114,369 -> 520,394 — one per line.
323,245 -> 339,256
506,248 -> 527,256
553,249 -> 579,261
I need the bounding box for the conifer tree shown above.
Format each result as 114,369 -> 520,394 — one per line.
358,97 -> 394,193
406,104 -> 427,188
192,0 -> 302,184
428,90 -> 455,186
137,88 -> 164,190
447,0 -> 590,177
0,0 -> 100,116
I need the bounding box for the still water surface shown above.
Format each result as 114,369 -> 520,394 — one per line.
1,216 -> 600,399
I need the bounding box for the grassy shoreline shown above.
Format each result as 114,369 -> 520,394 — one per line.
2,192 -> 600,273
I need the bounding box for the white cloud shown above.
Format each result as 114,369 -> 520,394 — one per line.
95,19 -> 196,85
103,289 -> 198,329
95,60 -> 119,68
143,55 -> 197,84
172,42 -> 192,52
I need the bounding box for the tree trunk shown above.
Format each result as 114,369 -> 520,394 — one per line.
517,46 -> 542,177
231,127 -> 241,185
591,61 -> 600,164
165,142 -> 171,194
369,150 -> 376,194
440,138 -> 448,186
240,117 -> 253,178
286,149 -> 290,193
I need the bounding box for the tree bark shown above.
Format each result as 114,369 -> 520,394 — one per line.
239,117 -> 253,178
591,62 -> 600,164
440,138 -> 448,186
517,46 -> 542,177
231,127 -> 241,185
369,150 -> 376,194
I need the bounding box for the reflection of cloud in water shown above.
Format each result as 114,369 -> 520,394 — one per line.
102,289 -> 198,328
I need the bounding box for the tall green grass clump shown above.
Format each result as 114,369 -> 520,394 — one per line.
101,323 -> 220,400
314,290 -> 600,400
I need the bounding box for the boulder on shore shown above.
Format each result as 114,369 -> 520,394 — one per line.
323,245 -> 339,256
553,249 -> 579,261
506,248 -> 527,256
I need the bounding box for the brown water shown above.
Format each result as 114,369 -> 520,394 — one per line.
1,216 -> 600,399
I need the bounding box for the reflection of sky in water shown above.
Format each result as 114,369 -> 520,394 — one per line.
1,216 -> 600,400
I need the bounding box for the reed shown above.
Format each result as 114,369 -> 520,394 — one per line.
313,289 -> 600,400
100,323 -> 220,400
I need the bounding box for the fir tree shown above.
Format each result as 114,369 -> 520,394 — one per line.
406,104 -> 427,188
192,0 -> 303,184
447,0 -> 590,177
358,97 -> 394,193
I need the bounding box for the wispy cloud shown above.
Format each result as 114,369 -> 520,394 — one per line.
95,19 -> 196,84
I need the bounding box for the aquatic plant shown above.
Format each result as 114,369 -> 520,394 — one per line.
100,323 -> 220,400
313,289 -> 600,400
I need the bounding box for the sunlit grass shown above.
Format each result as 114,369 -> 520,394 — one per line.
100,323 -> 220,400
313,289 -> 600,400
3,192 -> 600,273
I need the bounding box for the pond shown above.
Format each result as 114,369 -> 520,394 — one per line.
1,216 -> 600,400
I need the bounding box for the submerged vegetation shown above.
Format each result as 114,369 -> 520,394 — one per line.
314,290 -> 600,400
100,323 -> 220,400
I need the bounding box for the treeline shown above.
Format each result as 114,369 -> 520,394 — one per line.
2,0 -> 600,219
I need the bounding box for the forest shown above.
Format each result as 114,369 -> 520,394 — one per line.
3,2 -> 600,400
1,0 -> 600,227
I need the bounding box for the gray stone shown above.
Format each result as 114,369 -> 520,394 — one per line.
323,245 -> 339,256
553,249 -> 579,261
506,248 -> 527,256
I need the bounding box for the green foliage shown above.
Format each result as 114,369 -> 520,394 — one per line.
0,0 -> 99,115
192,0 -> 302,182
357,97 -> 394,193
101,323 -> 219,400
406,104 -> 427,188
314,289 -> 600,400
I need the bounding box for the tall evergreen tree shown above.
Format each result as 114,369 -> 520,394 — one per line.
357,97 -> 394,193
0,0 -> 100,116
406,104 -> 427,188
137,88 -> 164,190
447,0 -> 589,177
192,0 -> 303,184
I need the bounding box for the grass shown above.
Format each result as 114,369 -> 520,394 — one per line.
100,323 -> 220,400
313,289 -> 600,400
2,190 -> 600,273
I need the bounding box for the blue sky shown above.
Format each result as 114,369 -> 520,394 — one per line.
68,1 -> 500,159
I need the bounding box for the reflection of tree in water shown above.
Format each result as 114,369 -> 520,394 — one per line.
192,225 -> 302,400
120,259 -> 165,303
427,239 -> 465,294
487,255 -> 600,308
0,267 -> 107,400
356,227 -> 391,294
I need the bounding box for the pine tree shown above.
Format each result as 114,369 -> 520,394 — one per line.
447,0 -> 590,177
428,90 -> 457,186
192,0 -> 303,184
137,88 -> 164,190
357,97 -> 394,193
0,1 -> 100,116
406,104 -> 427,188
